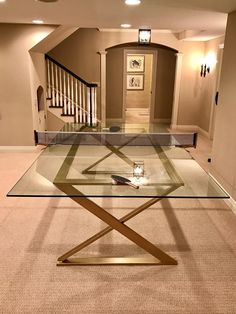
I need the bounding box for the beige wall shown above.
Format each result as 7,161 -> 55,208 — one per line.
178,38 -> 225,131
48,28 -> 101,83
198,36 -> 224,132
46,111 -> 65,131
106,47 -> 124,119
211,11 -> 236,199
29,52 -> 47,131
177,41 -> 205,126
0,23 -> 55,146
155,49 -> 176,120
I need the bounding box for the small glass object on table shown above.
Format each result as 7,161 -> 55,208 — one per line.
133,160 -> 144,178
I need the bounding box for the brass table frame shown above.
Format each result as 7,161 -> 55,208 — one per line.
54,138 -> 184,266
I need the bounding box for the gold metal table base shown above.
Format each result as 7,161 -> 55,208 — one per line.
57,256 -> 176,266
54,142 -> 182,267
55,184 -> 178,266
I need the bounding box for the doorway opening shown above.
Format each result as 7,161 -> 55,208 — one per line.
105,43 -> 177,130
123,49 -> 157,124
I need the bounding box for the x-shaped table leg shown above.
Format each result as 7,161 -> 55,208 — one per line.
56,183 -> 178,266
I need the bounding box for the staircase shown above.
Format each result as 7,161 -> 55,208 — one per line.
45,54 -> 98,126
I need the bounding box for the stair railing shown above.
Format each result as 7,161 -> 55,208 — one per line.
45,54 -> 98,126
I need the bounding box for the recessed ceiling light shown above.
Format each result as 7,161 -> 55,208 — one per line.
121,24 -> 132,28
32,20 -> 44,24
0,0 -> 6,3
125,0 -> 141,5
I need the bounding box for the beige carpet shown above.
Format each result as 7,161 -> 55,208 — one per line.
0,143 -> 236,313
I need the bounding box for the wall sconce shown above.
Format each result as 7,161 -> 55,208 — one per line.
133,161 -> 144,178
138,29 -> 151,45
200,64 -> 210,77
200,52 -> 217,77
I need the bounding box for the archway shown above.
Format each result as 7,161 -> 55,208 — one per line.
36,85 -> 46,131
104,42 -> 178,129
37,85 -> 45,112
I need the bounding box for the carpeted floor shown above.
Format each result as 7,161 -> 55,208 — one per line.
0,139 -> 236,314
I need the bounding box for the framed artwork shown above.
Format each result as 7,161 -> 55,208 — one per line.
127,55 -> 145,72
127,74 -> 144,90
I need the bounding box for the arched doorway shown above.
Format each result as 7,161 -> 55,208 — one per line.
37,85 -> 46,131
105,42 -> 177,129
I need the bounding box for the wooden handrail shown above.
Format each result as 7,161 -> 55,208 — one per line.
45,54 -> 98,88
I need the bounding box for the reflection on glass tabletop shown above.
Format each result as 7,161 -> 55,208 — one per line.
7,142 -> 229,199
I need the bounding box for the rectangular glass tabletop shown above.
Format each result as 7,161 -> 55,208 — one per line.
7,140 -> 229,199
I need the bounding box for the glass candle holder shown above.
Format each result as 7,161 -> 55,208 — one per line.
133,161 -> 144,178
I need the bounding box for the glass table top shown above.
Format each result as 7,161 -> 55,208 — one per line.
61,122 -> 171,134
7,142 -> 229,199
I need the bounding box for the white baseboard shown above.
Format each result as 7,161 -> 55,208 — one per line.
125,108 -> 149,112
170,124 -> 198,132
170,124 -> 210,138
197,127 -> 210,139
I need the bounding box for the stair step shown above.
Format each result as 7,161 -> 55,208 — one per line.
49,105 -> 64,108
61,113 -> 75,117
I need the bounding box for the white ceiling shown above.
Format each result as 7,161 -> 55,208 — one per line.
1,0 -> 236,40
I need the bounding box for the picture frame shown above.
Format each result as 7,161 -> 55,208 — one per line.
127,74 -> 144,90
127,54 -> 145,72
